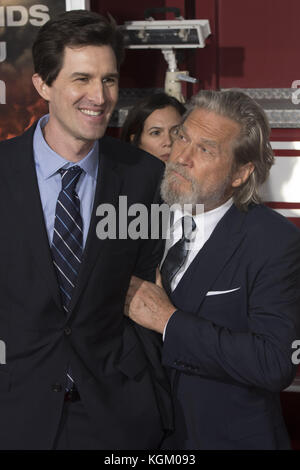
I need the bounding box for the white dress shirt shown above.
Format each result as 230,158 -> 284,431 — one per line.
33,114 -> 99,247
161,198 -> 233,339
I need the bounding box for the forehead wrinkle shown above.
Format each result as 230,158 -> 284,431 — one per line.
60,45 -> 118,77
181,123 -> 218,148
183,110 -> 241,149
70,72 -> 91,78
199,137 -> 218,148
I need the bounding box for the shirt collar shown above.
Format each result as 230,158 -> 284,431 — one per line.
33,114 -> 99,180
171,197 -> 233,232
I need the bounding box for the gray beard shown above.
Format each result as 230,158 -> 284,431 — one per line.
160,162 -> 232,211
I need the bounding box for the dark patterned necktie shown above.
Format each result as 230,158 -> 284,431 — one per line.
161,216 -> 196,295
51,166 -> 83,391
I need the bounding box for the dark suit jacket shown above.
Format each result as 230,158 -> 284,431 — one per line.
0,123 -> 172,450
162,203 -> 300,449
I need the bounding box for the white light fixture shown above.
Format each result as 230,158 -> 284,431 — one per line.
122,19 -> 211,49
120,17 -> 211,102
65,0 -> 90,11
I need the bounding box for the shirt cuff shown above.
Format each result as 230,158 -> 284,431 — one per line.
162,310 -> 176,341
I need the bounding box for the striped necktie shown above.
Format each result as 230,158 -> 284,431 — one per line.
51,166 -> 83,391
161,216 -> 196,295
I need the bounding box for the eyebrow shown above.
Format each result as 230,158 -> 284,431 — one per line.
70,72 -> 119,79
70,72 -> 91,79
104,72 -> 120,79
199,138 -> 218,148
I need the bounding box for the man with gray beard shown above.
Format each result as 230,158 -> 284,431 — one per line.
125,90 -> 300,450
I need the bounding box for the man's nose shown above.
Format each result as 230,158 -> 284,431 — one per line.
87,81 -> 106,105
174,143 -> 193,166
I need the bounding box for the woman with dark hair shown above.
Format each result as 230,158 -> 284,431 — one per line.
121,92 -> 186,162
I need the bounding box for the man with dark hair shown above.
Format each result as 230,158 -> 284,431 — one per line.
0,10 -> 172,449
126,89 -> 300,449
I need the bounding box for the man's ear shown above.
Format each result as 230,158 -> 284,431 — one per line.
129,134 -> 135,143
232,162 -> 255,188
32,73 -> 50,101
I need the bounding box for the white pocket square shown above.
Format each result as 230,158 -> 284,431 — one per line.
206,287 -> 241,296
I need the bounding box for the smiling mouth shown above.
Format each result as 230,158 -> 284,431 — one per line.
79,108 -> 104,117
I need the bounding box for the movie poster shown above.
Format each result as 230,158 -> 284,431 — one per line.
0,0 -> 88,141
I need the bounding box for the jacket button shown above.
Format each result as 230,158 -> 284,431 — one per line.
52,383 -> 62,392
64,327 -> 72,336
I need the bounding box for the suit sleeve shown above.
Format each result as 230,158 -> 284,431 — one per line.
126,172 -> 173,432
133,180 -> 165,282
162,230 -> 300,393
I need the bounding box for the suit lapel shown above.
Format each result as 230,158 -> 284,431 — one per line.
9,125 -> 63,311
67,139 -> 124,314
171,204 -> 247,313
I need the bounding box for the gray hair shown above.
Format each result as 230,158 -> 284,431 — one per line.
184,89 -> 274,210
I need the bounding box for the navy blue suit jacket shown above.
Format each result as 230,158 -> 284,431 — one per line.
162,203 -> 300,449
0,124 -> 172,449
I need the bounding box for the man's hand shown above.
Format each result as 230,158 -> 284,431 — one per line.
124,274 -> 176,334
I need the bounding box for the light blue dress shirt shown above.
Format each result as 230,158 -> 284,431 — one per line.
33,114 -> 99,247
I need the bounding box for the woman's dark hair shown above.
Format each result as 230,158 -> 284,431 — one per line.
121,92 -> 186,146
32,10 -> 124,86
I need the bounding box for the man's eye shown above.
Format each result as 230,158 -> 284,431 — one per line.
76,77 -> 88,82
198,145 -> 213,156
103,77 -> 117,85
178,132 -> 187,141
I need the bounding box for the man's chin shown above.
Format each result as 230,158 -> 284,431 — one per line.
79,128 -> 107,143
168,175 -> 192,194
